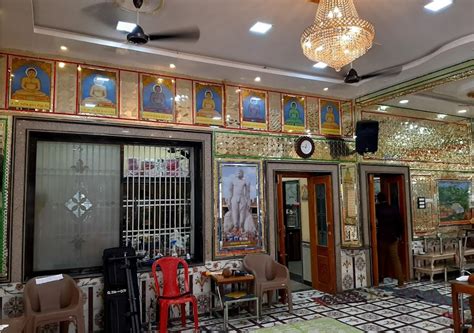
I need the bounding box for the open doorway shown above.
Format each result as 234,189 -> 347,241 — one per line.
368,174 -> 410,286
276,172 -> 336,294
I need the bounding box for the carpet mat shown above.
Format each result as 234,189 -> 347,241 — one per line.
382,285 -> 469,307
313,290 -> 367,306
255,318 -> 361,332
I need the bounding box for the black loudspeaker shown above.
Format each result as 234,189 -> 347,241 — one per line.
355,120 -> 379,155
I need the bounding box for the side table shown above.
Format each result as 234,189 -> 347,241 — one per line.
450,280 -> 474,333
208,273 -> 259,330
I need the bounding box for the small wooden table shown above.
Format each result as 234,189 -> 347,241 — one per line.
208,273 -> 259,330
450,280 -> 474,333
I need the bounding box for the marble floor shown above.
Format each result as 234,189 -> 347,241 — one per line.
190,280 -> 466,332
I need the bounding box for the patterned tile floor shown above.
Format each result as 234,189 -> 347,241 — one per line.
184,281 -> 468,332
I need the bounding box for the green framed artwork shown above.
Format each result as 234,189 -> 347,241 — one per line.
438,180 -> 472,225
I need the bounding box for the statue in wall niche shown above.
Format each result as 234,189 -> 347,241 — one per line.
82,76 -> 113,106
12,67 -> 47,99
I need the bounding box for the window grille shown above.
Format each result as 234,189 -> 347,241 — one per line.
122,145 -> 194,260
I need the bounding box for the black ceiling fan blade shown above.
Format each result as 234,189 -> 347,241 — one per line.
148,27 -> 200,42
359,65 -> 403,81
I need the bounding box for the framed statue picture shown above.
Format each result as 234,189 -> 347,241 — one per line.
438,180 -> 472,225
194,82 -> 224,126
215,161 -> 265,258
140,74 -> 175,122
9,56 -> 54,111
282,94 -> 305,132
79,66 -> 118,117
241,88 -> 267,130
320,99 -> 342,136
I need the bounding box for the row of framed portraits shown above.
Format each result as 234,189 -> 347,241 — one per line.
6,55 -> 344,136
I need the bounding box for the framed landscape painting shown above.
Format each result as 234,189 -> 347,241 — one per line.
438,180 -> 471,224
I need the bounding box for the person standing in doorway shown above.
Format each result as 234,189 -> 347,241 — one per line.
376,192 -> 405,287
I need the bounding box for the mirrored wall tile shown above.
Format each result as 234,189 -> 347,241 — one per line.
175,79 -> 192,124
120,71 -> 139,119
268,92 -> 281,132
55,62 -> 77,114
306,96 -> 319,135
341,101 -> 353,137
225,85 -> 240,128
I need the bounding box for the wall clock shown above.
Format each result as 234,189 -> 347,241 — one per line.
295,136 -> 315,158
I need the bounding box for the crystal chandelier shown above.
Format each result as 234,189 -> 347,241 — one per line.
301,0 -> 375,72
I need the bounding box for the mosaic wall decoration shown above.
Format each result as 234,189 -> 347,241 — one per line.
214,160 -> 266,258
0,56 -> 5,108
9,56 -> 54,111
341,102 -> 353,137
214,131 -> 356,162
175,79 -> 193,124
0,117 -> 11,279
140,74 -> 174,122
79,66 -> 118,117
120,71 -> 139,119
55,62 -> 77,114
225,85 -> 240,128
411,174 -> 438,235
340,164 -> 362,247
194,82 -> 224,126
341,249 -> 369,290
268,92 -> 282,132
306,96 -> 319,135
361,111 -> 471,165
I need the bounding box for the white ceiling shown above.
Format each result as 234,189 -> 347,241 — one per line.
0,0 -> 473,100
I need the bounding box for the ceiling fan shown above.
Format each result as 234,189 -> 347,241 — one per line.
342,65 -> 403,84
126,0 -> 200,44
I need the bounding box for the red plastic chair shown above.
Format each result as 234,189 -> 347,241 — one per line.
152,257 -> 199,333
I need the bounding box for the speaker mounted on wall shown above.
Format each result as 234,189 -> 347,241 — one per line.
355,120 -> 379,155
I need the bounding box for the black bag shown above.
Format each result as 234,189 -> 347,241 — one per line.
103,247 -> 142,333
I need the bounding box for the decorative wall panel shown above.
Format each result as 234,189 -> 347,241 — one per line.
268,92 -> 282,132
341,102 -> 353,137
340,249 -> 368,290
306,96 -> 319,135
362,111 -> 470,165
55,62 -> 77,114
0,117 -> 11,279
340,164 -> 361,247
0,56 -> 6,109
225,85 -> 240,128
214,132 -> 356,162
120,71 -> 139,119
175,78 -> 193,124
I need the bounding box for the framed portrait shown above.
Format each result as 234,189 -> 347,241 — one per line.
194,82 -> 224,126
215,161 -> 265,258
283,180 -> 300,228
241,88 -> 267,130
79,66 -> 118,117
9,56 -> 54,111
320,99 -> 342,136
438,180 -> 472,225
141,74 -> 175,122
282,94 -> 305,132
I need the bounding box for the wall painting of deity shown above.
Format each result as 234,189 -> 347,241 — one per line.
194,82 -> 224,126
320,99 -> 342,136
8,57 -> 54,111
79,66 -> 118,117
241,88 -> 267,130
140,74 -> 175,122
215,161 -> 265,258
282,94 -> 305,132
438,180 -> 472,225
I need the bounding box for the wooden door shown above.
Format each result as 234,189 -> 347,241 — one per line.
308,175 -> 336,293
380,175 -> 409,281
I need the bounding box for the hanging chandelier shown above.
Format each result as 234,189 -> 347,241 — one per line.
301,0 -> 375,72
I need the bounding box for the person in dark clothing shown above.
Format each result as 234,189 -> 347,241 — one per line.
376,192 -> 405,287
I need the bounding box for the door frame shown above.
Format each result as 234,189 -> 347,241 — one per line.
266,161 -> 342,292
359,164 -> 414,285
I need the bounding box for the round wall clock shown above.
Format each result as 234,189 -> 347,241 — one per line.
295,136 -> 315,158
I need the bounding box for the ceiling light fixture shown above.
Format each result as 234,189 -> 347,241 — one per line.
169,63 -> 176,69
424,0 -> 453,12
457,109 -> 467,114
379,105 -> 389,111
116,21 -> 137,33
60,45 -> 68,51
323,87 -> 329,91
301,0 -> 375,71
437,114 -> 447,119
313,62 -> 328,69
249,22 -> 273,34
58,62 -> 66,68
254,77 -> 261,82
399,99 -> 409,104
